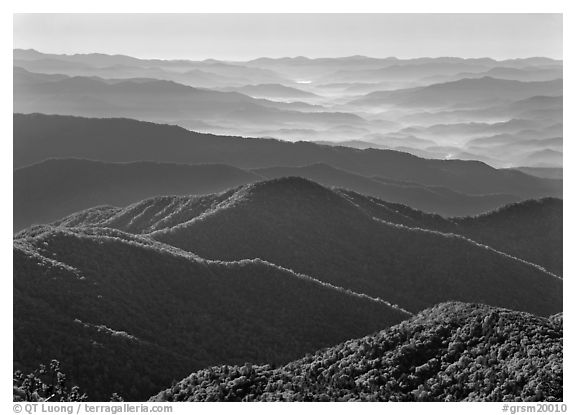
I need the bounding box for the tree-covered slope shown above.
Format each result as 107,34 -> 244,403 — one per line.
14,226 -> 409,401
14,158 -> 523,234
53,177 -> 562,316
339,191 -> 562,275
151,302 -> 563,402
452,198 -> 562,276
254,163 -> 520,217
14,158 -> 262,232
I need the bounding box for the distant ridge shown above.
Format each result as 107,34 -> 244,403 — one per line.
350,77 -> 562,108
254,163 -> 520,216
14,68 -> 363,129
14,158 -> 524,232
14,49 -> 562,65
224,83 -> 320,99
12,47 -> 563,404
512,167 -> 562,180
14,158 -> 262,232
14,114 -> 561,199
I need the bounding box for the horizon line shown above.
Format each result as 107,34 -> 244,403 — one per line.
13,48 -> 563,62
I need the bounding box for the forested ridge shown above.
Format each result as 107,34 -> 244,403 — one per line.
14,225 -> 408,400
14,158 -> 262,231
12,48 -> 563,403
151,302 -> 563,402
52,177 -> 562,316
340,191 -> 562,275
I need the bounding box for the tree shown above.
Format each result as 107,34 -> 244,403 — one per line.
14,360 -> 88,402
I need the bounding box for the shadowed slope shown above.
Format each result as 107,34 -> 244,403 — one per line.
254,163 -> 520,216
14,225 -> 408,401
14,158 -> 524,234
151,302 -> 563,402
14,158 -> 262,232
54,177 -> 562,316
14,114 -> 561,198
339,191 -> 562,275
452,199 -> 562,276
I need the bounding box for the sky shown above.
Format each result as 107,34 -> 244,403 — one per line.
13,13 -> 562,61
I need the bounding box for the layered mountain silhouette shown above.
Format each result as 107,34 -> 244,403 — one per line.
401,119 -> 546,139
522,149 -> 562,168
13,50 -> 563,168
15,50 -> 561,83
324,61 -> 492,83
468,132 -> 562,148
254,163 -> 520,216
400,96 -> 562,125
14,49 -> 290,87
11,48 -> 564,403
221,83 -> 320,99
53,177 -> 562,316
350,78 -> 562,109
14,114 -> 561,199
14,225 -> 408,400
14,68 -> 362,131
151,302 -> 562,402
14,158 -> 527,232
423,66 -> 562,84
513,167 -> 562,180
14,158 -> 262,232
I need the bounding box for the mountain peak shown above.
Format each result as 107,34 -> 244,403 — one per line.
245,175 -> 329,194
231,176 -> 361,217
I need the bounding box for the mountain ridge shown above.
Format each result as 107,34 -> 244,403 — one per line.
350,77 -> 562,108
14,113 -> 561,199
14,224 -> 409,400
150,301 -> 563,402
50,176 -> 562,316
13,158 -> 263,232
